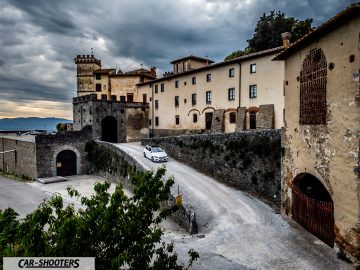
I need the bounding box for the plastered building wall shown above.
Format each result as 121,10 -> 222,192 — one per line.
240,55 -> 284,129
140,63 -> 241,135
282,17 -> 360,258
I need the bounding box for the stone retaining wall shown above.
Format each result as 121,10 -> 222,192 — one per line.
142,130 -> 282,207
91,141 -> 198,234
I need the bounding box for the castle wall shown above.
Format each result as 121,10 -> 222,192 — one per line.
0,136 -> 36,180
35,126 -> 93,178
125,103 -> 150,142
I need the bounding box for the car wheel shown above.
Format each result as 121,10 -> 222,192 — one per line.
151,156 -> 154,162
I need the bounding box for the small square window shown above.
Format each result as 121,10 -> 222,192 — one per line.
175,96 -> 179,107
155,85 -> 158,93
249,85 -> 257,98
95,74 -> 101,80
229,68 -> 235,77
193,113 -> 198,123
155,117 -> 159,126
96,84 -> 101,92
184,99 -> 187,104
175,80 -> 179,88
161,83 -> 164,92
120,96 -> 126,102
155,100 -> 159,109
206,74 -> 211,82
250,64 -> 256,73
175,116 -> 180,125
192,77 -> 196,85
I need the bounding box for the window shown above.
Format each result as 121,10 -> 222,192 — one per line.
175,80 -> 179,88
184,99 -> 187,104
161,83 -> 164,92
229,112 -> 236,123
206,74 -> 211,82
95,74 -> 101,80
175,116 -> 180,125
127,94 -> 134,102
192,93 -> 196,106
96,84 -> 101,92
250,64 -> 256,73
206,91 -> 212,104
192,77 -> 196,85
229,68 -> 235,77
193,113 -> 198,123
249,85 -> 257,98
140,76 -> 144,83
155,117 -> 159,126
175,96 -> 179,107
149,119 -> 151,126
120,96 -> 126,102
228,88 -> 235,101
155,85 -> 158,93
155,100 -> 159,109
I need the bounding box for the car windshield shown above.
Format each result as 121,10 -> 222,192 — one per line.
152,147 -> 163,153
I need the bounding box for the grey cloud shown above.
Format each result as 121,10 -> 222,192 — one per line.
0,0 -> 357,118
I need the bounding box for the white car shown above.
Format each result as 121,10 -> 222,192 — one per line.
143,145 -> 168,162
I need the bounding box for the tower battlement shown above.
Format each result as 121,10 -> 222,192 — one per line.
74,54 -> 101,66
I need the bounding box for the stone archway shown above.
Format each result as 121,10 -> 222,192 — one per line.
56,150 -> 77,176
101,116 -> 118,143
292,173 -> 334,247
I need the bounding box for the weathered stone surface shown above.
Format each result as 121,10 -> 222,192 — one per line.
35,126 -> 93,178
235,107 -> 246,132
211,109 -> 224,133
257,104 -> 274,129
142,130 -> 282,207
0,137 -> 36,180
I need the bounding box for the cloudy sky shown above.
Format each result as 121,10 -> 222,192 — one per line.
0,0 -> 356,119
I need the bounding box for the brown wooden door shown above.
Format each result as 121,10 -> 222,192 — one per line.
292,185 -> 334,247
205,112 -> 213,130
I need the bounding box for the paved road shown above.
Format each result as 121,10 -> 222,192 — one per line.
116,142 -> 350,270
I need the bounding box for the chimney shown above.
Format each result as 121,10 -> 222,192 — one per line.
281,32 -> 292,48
150,66 -> 157,78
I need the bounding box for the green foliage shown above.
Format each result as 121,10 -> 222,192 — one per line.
224,11 -> 313,60
56,123 -> 67,132
0,167 -> 198,270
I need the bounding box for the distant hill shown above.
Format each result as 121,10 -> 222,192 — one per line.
0,117 -> 72,132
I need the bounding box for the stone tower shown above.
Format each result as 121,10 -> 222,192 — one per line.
74,54 -> 101,96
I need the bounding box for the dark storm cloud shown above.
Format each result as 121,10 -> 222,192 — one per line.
0,0 -> 357,117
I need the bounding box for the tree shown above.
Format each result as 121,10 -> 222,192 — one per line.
225,11 -> 313,60
0,167 -> 199,269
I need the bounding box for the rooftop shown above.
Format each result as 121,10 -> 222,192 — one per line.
170,55 -> 215,64
93,68 -> 116,75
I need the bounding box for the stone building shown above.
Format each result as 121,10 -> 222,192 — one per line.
74,54 -> 156,102
137,49 -> 285,137
274,3 -> 360,262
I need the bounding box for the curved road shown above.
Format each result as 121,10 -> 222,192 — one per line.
115,142 -> 349,270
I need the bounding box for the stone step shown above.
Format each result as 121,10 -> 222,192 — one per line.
36,176 -> 68,184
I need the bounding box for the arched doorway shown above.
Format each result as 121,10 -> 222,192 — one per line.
101,116 -> 118,143
292,173 -> 334,247
56,150 -> 77,176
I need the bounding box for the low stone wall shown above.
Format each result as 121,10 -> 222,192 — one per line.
0,137 -> 36,180
90,140 -> 198,234
142,130 -> 282,207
